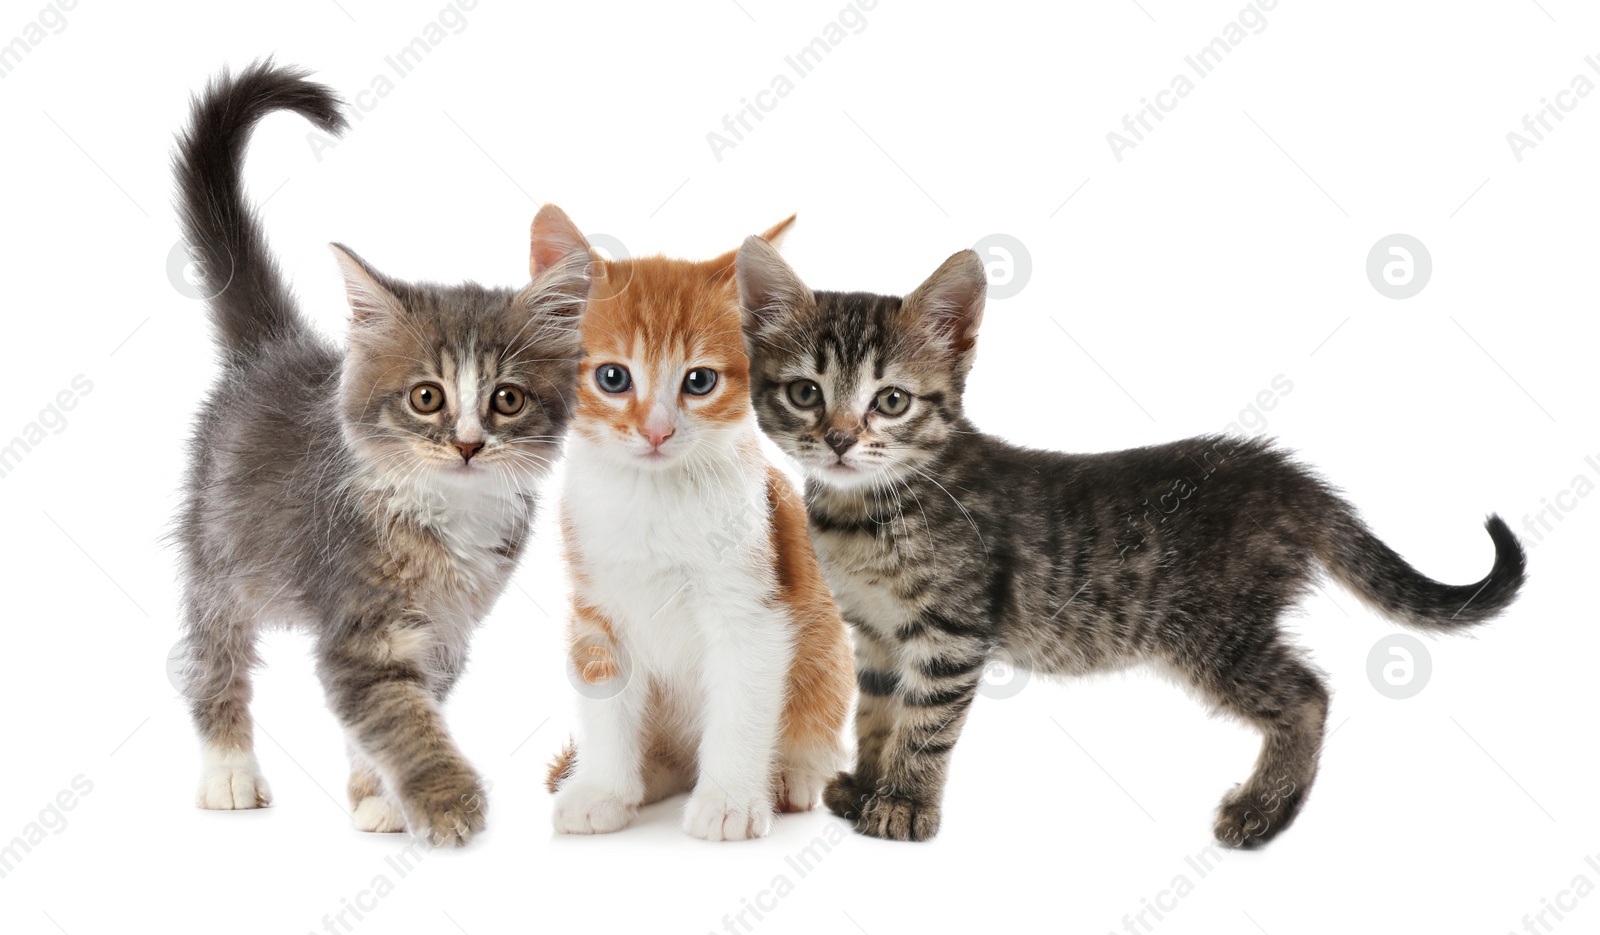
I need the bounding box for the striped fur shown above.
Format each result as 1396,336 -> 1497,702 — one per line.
736,238 -> 1527,846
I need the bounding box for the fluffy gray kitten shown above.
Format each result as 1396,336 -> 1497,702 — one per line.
735,237 -> 1526,847
171,62 -> 590,844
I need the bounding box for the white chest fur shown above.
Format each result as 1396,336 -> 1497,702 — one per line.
561,438 -> 786,679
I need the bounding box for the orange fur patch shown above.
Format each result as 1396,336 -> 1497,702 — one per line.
767,467 -> 854,758
546,738 -> 577,794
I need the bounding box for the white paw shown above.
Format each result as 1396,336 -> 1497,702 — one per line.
552,783 -> 636,835
683,790 -> 772,841
196,748 -> 271,810
352,795 -> 406,833
776,768 -> 829,813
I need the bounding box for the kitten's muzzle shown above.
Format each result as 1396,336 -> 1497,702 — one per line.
824,429 -> 858,456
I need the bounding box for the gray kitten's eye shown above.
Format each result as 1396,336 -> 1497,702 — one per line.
409,383 -> 445,414
596,364 -> 631,394
787,380 -> 823,409
491,385 -> 525,416
683,368 -> 718,396
873,387 -> 911,417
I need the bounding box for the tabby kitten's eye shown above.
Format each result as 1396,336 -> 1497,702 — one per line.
409,383 -> 445,414
491,385 -> 525,416
683,368 -> 718,396
787,380 -> 823,409
873,387 -> 911,417
596,364 -> 632,394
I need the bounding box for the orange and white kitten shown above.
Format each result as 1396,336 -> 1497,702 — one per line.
534,206 -> 852,840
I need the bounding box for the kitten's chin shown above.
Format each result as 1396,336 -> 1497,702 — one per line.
803,459 -> 880,491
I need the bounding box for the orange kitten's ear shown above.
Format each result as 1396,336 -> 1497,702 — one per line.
706,213 -> 797,284
329,243 -> 402,323
530,204 -> 592,278
737,235 -> 812,341
758,213 -> 797,247
902,250 -> 988,371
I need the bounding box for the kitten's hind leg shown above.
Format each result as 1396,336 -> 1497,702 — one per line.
183,600 -> 271,810
347,743 -> 405,833
1185,640 -> 1329,849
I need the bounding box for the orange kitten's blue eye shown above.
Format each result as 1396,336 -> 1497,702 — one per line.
683,368 -> 718,396
596,364 -> 631,394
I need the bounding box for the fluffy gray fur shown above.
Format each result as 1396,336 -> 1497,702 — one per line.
171,61 -> 590,844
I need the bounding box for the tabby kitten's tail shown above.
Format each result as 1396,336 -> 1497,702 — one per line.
1324,513 -> 1526,630
173,59 -> 348,362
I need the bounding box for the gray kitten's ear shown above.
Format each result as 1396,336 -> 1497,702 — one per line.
903,249 -> 987,369
736,234 -> 810,340
530,204 -> 592,278
518,245 -> 593,327
330,243 -> 402,323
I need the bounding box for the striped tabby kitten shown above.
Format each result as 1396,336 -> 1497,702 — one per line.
735,237 -> 1527,846
534,207 -> 853,840
172,63 -> 591,845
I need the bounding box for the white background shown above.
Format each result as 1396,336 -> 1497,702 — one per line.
0,1 -> 1595,933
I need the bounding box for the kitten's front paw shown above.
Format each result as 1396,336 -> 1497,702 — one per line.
854,791 -> 940,842
552,783 -> 637,835
823,772 -> 871,820
683,790 -> 772,841
776,766 -> 830,813
352,795 -> 406,833
196,749 -> 272,810
400,768 -> 488,847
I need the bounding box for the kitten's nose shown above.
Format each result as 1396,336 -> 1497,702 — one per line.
453,439 -> 484,462
641,406 -> 674,449
824,430 -> 857,456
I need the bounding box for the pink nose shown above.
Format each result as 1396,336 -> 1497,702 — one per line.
642,426 -> 674,448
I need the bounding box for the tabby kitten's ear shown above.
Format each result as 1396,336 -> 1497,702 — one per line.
330,243 -> 404,324
706,214 -> 797,286
736,234 -> 813,344
902,250 -> 988,372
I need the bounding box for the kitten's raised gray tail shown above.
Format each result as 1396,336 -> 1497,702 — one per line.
173,59 -> 347,363
1323,512 -> 1526,631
